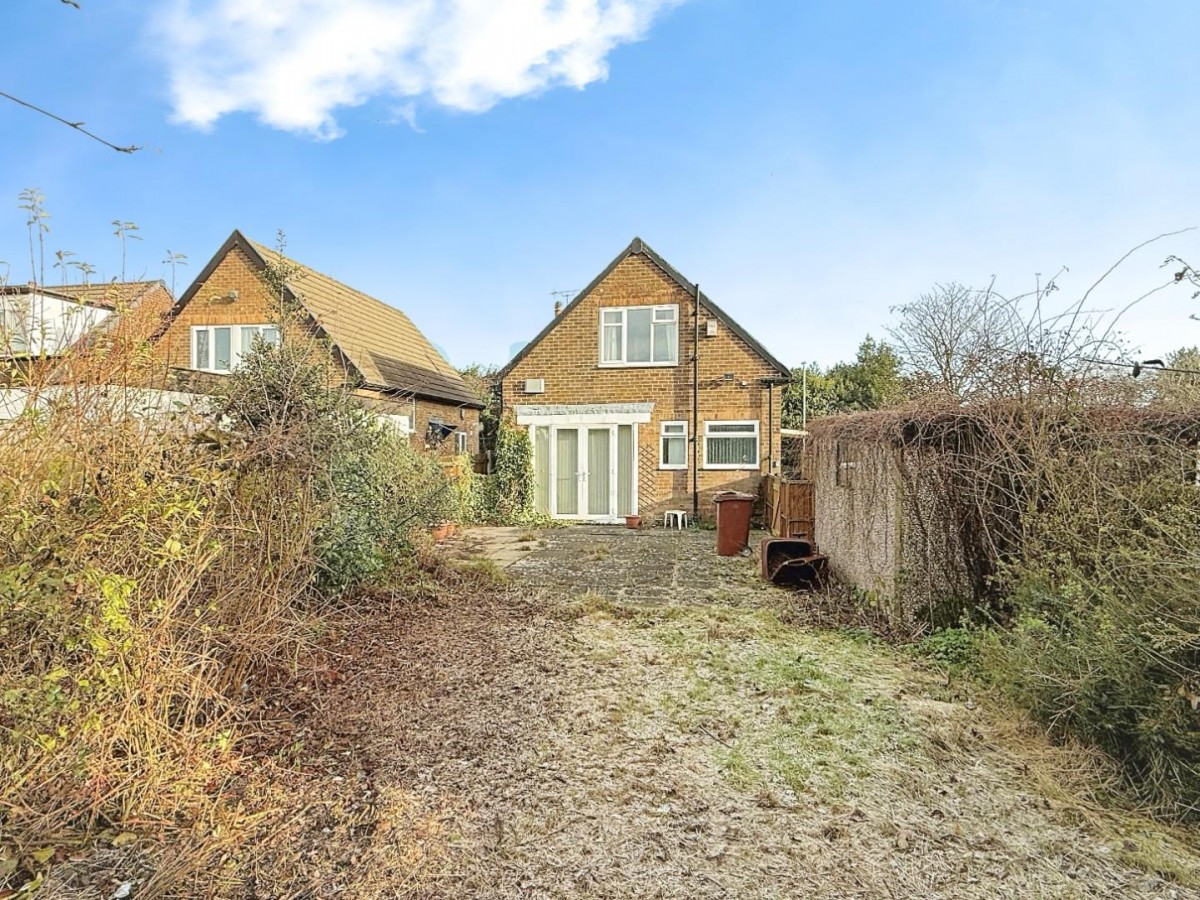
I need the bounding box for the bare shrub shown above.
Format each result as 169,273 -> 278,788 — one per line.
813,247 -> 1200,818
0,282 -> 454,891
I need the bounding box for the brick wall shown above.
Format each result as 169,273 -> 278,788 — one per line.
158,246 -> 479,453
156,246 -> 321,374
414,397 -> 481,457
500,253 -> 783,519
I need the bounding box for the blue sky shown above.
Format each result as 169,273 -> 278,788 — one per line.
2,0 -> 1198,370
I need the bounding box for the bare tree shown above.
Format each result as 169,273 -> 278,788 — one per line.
887,282 -> 1025,400
887,262 -> 1150,405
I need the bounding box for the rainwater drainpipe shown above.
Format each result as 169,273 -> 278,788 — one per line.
692,282 -> 701,521
767,383 -> 774,474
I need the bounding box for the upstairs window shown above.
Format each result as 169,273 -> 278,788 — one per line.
704,421 -> 760,470
600,305 -> 678,366
191,324 -> 279,373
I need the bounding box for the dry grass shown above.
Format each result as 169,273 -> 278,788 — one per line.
567,599 -> 1200,897
81,550 -> 1193,899
8,322 -> 1198,900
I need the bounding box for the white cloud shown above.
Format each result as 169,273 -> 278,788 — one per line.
155,0 -> 681,138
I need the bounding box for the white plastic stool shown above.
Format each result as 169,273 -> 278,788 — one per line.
663,509 -> 689,529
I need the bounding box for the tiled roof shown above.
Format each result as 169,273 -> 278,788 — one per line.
246,239 -> 480,408
174,232 -> 480,408
45,280 -> 171,310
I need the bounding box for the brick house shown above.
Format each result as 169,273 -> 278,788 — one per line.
1,280 -> 174,391
498,238 -> 790,523
157,231 -> 482,452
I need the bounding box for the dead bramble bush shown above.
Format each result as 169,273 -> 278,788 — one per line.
0,289 -> 457,892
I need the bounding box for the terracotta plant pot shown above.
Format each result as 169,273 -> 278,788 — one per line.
625,515 -> 642,530
431,522 -> 456,542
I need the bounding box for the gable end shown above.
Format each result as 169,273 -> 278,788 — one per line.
500,237 -> 790,379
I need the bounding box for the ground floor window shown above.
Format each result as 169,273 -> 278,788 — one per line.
660,421 -> 688,469
704,420 -> 759,469
191,324 -> 279,373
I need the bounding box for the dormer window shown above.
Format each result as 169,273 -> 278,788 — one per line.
599,305 -> 678,366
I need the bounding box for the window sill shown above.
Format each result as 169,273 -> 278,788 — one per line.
597,361 -> 679,369
659,464 -> 688,471
702,465 -> 762,471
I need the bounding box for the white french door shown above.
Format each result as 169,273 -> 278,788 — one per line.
532,424 -> 636,522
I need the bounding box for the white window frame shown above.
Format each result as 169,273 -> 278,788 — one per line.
0,306 -> 27,353
703,420 -> 761,471
659,420 -> 689,470
455,432 -> 468,454
190,324 -> 278,373
598,304 -> 678,367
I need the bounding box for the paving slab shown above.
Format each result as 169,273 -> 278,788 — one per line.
459,524 -> 777,605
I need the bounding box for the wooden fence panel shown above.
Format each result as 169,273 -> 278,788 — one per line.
763,475 -> 815,540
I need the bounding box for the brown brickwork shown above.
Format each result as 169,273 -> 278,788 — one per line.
500,247 -> 787,520
157,239 -> 480,456
156,245 -> 313,374
413,395 -> 481,457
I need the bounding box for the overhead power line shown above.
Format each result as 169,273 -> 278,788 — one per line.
1,90 -> 140,154
1080,357 -> 1200,377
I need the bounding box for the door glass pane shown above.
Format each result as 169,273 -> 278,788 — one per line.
626,308 -> 652,362
534,426 -> 551,515
555,429 -> 579,516
213,327 -> 232,371
193,329 -> 209,369
587,428 -> 611,517
617,425 -> 634,517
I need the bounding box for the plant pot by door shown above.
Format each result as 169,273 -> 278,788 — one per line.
625,515 -> 642,529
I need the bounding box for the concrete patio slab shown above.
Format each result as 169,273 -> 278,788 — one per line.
457,525 -> 777,605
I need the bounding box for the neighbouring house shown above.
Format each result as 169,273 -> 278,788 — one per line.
156,231 -> 483,454
497,237 -> 790,523
0,279 -> 173,382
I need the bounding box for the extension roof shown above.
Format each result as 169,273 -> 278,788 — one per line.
46,280 -> 172,311
500,237 -> 791,378
1,280 -> 173,362
171,231 -> 482,409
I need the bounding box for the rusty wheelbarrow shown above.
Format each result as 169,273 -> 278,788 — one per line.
760,537 -> 828,590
